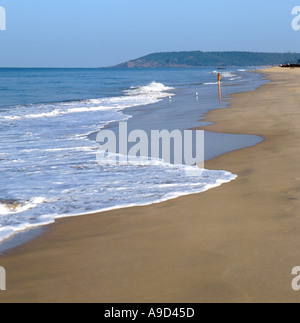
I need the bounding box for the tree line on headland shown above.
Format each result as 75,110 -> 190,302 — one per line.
111,51 -> 300,68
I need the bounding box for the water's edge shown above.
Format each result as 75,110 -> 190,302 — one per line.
0,69 -> 268,254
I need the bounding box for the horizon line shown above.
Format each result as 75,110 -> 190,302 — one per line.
1,51 -> 300,69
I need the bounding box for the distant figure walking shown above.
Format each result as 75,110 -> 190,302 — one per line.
218,73 -> 222,100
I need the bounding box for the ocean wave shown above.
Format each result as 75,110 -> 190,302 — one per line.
210,70 -> 238,79
204,82 -> 219,85
0,197 -> 46,215
124,82 -> 174,97
1,82 -> 174,121
0,166 -> 237,243
221,72 -> 237,78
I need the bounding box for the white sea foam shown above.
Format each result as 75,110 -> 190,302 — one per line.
204,82 -> 219,85
124,82 -> 174,97
25,110 -> 61,118
210,70 -> 238,79
0,161 -> 237,243
3,115 -> 21,120
220,72 -> 237,78
0,168 -> 236,242
0,197 -> 46,215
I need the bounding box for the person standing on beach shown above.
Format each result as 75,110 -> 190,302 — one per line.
218,73 -> 222,100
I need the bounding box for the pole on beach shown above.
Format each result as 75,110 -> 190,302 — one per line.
218,73 -> 222,101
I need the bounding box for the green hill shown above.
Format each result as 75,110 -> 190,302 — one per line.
113,51 -> 300,68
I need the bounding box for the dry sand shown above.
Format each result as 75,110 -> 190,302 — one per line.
1,67 -> 300,303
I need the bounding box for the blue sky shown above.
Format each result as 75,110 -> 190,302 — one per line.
0,0 -> 300,67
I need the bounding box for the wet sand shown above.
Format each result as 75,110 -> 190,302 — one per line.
1,67 -> 300,303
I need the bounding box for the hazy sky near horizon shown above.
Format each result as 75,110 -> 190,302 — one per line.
0,0 -> 300,67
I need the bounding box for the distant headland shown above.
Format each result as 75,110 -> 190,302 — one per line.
111,51 -> 300,68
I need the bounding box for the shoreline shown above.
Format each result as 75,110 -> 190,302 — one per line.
0,69 -> 264,251
1,67 -> 300,302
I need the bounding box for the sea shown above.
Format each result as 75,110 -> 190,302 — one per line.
0,67 -> 267,244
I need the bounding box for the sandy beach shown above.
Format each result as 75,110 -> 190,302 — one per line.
1,67 -> 300,303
